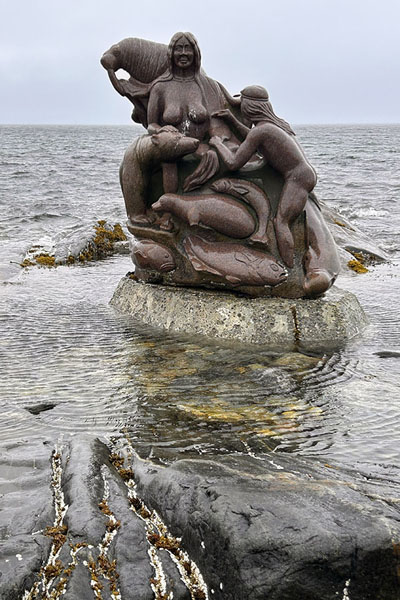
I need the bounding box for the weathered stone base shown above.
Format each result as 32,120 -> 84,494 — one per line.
110,276 -> 368,352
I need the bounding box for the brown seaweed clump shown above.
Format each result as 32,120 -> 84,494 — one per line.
43,559 -> 64,579
348,251 -> 369,273
20,258 -> 36,268
44,524 -> 68,552
92,221 -> 127,255
348,259 -> 368,273
109,453 -> 125,469
20,220 -> 127,269
147,532 -> 181,552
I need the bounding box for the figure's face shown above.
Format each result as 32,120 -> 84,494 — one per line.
240,99 -> 252,127
173,36 -> 194,69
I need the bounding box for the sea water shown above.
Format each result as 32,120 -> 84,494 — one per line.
1,124 -> 399,478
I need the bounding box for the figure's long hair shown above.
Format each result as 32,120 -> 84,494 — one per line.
150,32 -> 204,93
148,32 -> 224,133
150,32 -> 221,117
242,98 -> 295,136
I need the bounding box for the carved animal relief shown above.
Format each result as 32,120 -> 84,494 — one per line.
102,32 -> 340,297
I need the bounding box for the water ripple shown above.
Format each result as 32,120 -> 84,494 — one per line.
0,125 -> 400,478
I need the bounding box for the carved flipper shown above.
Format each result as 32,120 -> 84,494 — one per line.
183,236 -> 222,276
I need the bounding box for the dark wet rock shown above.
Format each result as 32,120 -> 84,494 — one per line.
0,536 -> 51,600
0,435 -> 200,599
24,402 -> 56,415
319,199 -> 389,267
160,552 -> 192,600
105,464 -> 155,600
62,560 -> 96,600
0,439 -> 54,600
375,350 -> 400,359
63,437 -> 108,545
20,220 -> 129,270
130,451 -> 400,600
3,436 -> 399,599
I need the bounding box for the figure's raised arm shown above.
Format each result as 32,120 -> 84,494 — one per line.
209,131 -> 258,171
212,109 -> 251,142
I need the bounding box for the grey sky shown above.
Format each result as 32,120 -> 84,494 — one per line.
1,0 -> 399,124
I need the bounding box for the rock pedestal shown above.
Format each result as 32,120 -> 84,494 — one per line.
110,276 -> 368,352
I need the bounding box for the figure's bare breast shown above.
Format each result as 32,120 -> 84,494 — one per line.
154,80 -> 210,139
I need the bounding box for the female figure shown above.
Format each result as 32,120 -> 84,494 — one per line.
210,86 -> 317,268
147,32 -> 229,192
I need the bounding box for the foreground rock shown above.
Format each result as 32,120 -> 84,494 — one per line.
111,279 -> 368,352
2,436 -> 400,599
0,439 -> 53,599
0,436 -> 196,600
131,451 -> 400,600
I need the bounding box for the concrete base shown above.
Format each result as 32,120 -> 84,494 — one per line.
110,276 -> 368,352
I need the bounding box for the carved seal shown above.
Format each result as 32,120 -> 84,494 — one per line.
303,198 -> 341,297
152,193 -> 256,239
211,178 -> 271,246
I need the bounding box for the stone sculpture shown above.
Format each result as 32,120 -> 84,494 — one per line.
102,32 -> 340,298
210,85 -> 317,269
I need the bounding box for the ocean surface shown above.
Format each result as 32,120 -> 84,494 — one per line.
1,124 -> 400,479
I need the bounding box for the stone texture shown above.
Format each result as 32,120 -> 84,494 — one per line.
130,451 -> 400,600
0,438 -> 54,600
110,277 -> 368,352
2,436 -> 400,599
0,436 -> 198,600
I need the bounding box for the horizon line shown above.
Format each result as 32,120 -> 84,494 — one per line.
1,121 -> 400,127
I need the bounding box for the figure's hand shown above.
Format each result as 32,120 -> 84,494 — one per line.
212,109 -> 233,120
209,136 -> 223,148
158,125 -> 179,134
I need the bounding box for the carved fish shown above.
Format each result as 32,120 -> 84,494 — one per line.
183,235 -> 287,286
152,193 -> 255,239
132,239 -> 176,272
211,178 -> 270,246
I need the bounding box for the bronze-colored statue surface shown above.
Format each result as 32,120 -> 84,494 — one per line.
101,32 -> 340,298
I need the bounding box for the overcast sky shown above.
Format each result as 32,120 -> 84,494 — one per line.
1,0 -> 399,125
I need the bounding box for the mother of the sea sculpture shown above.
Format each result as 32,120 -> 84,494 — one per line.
101,32 -> 340,298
